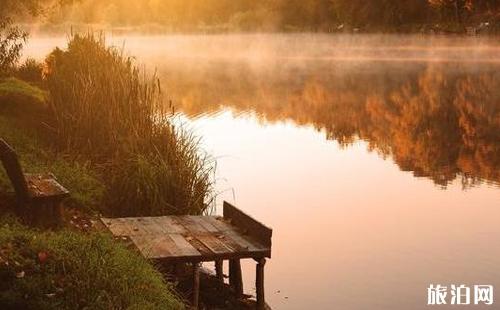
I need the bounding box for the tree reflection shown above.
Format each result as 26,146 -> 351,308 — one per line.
164,62 -> 500,188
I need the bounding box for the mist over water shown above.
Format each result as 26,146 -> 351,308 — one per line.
25,33 -> 500,63
24,34 -> 500,309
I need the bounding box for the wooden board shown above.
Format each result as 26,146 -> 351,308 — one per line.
25,173 -> 70,200
223,202 -> 272,248
101,205 -> 271,262
130,234 -> 201,259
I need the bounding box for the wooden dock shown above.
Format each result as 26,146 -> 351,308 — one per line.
101,201 -> 272,309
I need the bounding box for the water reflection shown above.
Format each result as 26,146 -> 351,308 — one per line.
160,62 -> 500,188
23,35 -> 500,310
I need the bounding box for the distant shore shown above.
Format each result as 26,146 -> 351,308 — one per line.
19,21 -> 500,37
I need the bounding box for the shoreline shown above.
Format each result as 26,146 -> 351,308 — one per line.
18,22 -> 500,37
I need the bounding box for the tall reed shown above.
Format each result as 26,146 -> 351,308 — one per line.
45,33 -> 214,216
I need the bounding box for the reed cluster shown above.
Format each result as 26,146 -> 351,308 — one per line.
45,33 -> 213,216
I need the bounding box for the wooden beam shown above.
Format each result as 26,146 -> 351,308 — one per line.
256,258 -> 266,310
223,201 -> 272,250
192,263 -> 200,309
229,259 -> 243,297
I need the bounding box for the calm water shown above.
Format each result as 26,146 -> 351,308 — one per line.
26,34 -> 500,309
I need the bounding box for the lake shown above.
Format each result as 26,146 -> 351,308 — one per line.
25,34 -> 500,309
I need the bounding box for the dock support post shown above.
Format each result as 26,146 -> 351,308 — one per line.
229,259 -> 243,297
192,262 -> 200,309
256,258 -> 266,310
215,260 -> 224,285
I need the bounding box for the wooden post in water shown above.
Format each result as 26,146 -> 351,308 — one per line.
215,260 -> 224,285
192,263 -> 200,309
229,259 -> 243,297
256,258 -> 266,310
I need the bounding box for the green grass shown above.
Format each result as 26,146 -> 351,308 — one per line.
0,77 -> 48,123
0,216 -> 184,310
0,77 -> 48,103
0,115 -> 105,211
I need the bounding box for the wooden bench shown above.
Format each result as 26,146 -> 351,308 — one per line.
101,201 -> 272,309
0,139 -> 69,226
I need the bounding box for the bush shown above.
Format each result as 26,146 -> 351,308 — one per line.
0,216 -> 184,309
45,33 -> 214,216
16,58 -> 44,85
0,77 -> 47,117
0,19 -> 27,76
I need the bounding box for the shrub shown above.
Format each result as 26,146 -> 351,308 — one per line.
0,77 -> 47,117
16,58 -> 44,85
0,19 -> 27,76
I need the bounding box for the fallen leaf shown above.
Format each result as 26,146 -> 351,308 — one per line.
16,271 -> 25,278
38,251 -> 49,264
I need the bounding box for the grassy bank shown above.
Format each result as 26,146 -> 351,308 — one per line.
0,216 -> 184,309
0,78 -> 104,211
0,33 -> 216,309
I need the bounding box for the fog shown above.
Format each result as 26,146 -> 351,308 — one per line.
24,33 -> 500,65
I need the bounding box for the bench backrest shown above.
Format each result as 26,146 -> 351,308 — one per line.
0,139 -> 29,202
223,201 -> 272,248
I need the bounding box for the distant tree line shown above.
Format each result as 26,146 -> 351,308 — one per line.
31,0 -> 500,32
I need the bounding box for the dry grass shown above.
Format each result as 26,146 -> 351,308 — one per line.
45,33 -> 214,216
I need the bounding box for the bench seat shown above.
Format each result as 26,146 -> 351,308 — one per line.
25,173 -> 70,201
1,138 -> 70,226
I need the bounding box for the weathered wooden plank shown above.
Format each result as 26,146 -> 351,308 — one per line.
211,232 -> 248,253
189,216 -> 219,232
194,233 -> 234,254
223,229 -> 269,253
183,234 -> 214,256
203,216 -> 234,232
130,234 -> 174,259
153,216 -> 187,234
25,174 -> 69,199
101,218 -> 135,236
102,208 -> 272,261
0,139 -> 30,201
223,202 -> 272,247
169,234 -> 202,257
173,216 -> 209,233
133,217 -> 166,235
124,218 -> 152,235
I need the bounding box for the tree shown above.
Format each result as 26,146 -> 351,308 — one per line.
428,0 -> 468,24
0,1 -> 40,74
0,19 -> 28,75
0,0 -> 73,74
0,0 -> 45,19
